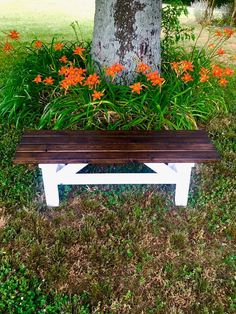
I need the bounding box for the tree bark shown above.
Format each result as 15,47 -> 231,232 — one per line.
231,0 -> 236,26
91,0 -> 162,84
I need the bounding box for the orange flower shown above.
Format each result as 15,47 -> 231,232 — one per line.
212,65 -> 223,77
199,67 -> 210,76
60,79 -> 70,90
145,71 -> 159,81
92,90 -> 104,101
33,74 -> 42,83
181,72 -> 193,83
151,76 -> 165,86
8,30 -> 20,40
44,76 -> 54,85
170,62 -> 179,72
224,27 -> 234,38
129,82 -> 143,94
181,60 -> 194,72
54,42 -> 64,51
84,73 -> 100,88
34,40 -> 42,49
136,62 -> 151,74
73,46 -> 85,56
3,42 -> 13,52
106,67 -> 116,78
200,75 -> 209,83
112,63 -> 125,72
59,66 -> 68,76
217,48 -> 225,55
215,30 -> 223,37
59,65 -> 86,89
208,43 -> 215,49
59,55 -> 68,63
60,80 -> 70,90
146,71 -> 164,86
219,78 -> 228,86
224,67 -> 234,76
106,63 -> 125,78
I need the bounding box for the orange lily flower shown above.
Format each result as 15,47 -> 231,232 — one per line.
136,63 -> 151,74
200,75 -> 209,83
170,62 -> 179,72
199,67 -> 210,76
59,55 -> 68,63
92,90 -> 104,101
219,78 -> 228,86
44,77 -> 54,85
212,65 -> 223,77
217,48 -> 225,55
215,30 -> 223,37
181,60 -> 194,72
73,46 -> 85,56
224,27 -> 234,38
146,71 -> 164,86
59,66 -> 68,76
130,82 -> 143,94
3,42 -> 13,52
8,30 -> 20,40
106,63 -> 125,78
224,67 -> 234,76
33,75 -> 42,83
34,40 -> 43,49
181,73 -> 193,83
54,42 -> 64,51
84,73 -> 100,88
208,43 -> 215,49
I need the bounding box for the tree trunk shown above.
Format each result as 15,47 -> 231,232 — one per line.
231,0 -> 236,26
91,0 -> 162,84
204,0 -> 216,22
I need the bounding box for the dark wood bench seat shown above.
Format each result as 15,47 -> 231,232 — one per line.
14,130 -> 219,164
14,130 -> 219,207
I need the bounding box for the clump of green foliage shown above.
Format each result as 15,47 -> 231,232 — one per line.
0,260 -> 71,313
0,13 -> 234,131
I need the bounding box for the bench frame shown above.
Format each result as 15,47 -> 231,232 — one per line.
39,162 -> 195,207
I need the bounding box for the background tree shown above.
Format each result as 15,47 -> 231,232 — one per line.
231,0 -> 236,25
91,0 -> 162,84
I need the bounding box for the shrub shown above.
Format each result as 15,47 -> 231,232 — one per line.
161,2 -> 195,61
0,24 -> 234,131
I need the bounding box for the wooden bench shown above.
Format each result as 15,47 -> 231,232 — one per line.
14,130 -> 219,207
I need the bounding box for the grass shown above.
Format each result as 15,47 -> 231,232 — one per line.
0,1 -> 236,312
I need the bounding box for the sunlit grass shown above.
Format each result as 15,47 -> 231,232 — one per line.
0,0 -> 94,43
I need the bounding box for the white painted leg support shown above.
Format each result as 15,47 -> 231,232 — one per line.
169,163 -> 194,206
39,163 -> 194,207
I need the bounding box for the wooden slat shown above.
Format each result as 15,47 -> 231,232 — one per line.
14,151 -> 220,164
21,136 -> 210,145
17,143 -> 215,153
23,130 -> 208,138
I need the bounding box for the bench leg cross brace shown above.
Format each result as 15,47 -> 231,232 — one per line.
39,163 -> 194,207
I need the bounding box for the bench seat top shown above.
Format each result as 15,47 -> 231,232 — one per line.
14,130 -> 220,164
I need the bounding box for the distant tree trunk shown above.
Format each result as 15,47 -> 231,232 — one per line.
231,0 -> 236,25
91,0 -> 162,84
204,0 -> 216,22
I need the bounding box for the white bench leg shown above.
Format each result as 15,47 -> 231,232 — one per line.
39,164 -> 60,207
169,163 -> 194,206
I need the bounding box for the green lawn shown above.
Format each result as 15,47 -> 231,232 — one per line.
0,2 -> 236,313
